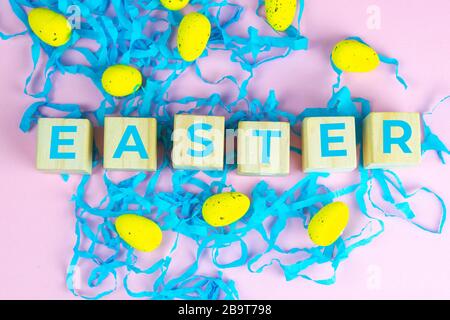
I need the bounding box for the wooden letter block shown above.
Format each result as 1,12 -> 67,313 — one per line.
302,117 -> 357,173
103,117 -> 157,171
36,118 -> 93,174
237,121 -> 290,176
363,112 -> 421,169
172,114 -> 225,170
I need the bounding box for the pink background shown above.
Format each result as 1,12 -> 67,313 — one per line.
1,0 -> 450,299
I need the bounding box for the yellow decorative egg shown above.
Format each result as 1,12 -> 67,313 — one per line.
177,12 -> 211,62
101,65 -> 143,97
28,8 -> 72,47
265,0 -> 297,32
307,202 -> 350,247
331,39 -> 380,72
202,192 -> 251,227
161,0 -> 190,11
115,214 -> 163,252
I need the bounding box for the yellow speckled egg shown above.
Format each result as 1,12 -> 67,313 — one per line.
177,12 -> 211,62
331,39 -> 380,72
202,192 -> 250,227
28,8 -> 72,47
265,0 -> 297,32
115,214 -> 163,252
307,202 -> 350,247
101,65 -> 143,97
161,0 -> 190,11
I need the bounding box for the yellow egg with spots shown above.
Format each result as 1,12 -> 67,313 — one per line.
331,39 -> 380,72
307,202 -> 350,247
177,12 -> 211,62
265,0 -> 297,32
202,192 -> 250,227
101,65 -> 143,97
161,0 -> 190,11
115,214 -> 163,252
28,8 -> 72,47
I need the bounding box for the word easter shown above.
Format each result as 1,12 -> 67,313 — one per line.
35,113 -> 421,175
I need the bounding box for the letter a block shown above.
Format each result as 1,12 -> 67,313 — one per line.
104,117 -> 157,171
172,114 -> 225,170
36,118 -> 93,174
363,112 -> 421,168
302,117 -> 357,173
237,121 -> 290,176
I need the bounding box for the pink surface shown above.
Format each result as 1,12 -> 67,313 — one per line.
1,0 -> 450,299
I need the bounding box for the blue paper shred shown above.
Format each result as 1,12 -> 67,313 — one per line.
422,95 -> 450,164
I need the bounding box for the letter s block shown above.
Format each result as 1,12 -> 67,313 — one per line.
363,112 -> 421,168
302,117 -> 357,173
36,118 -> 93,174
237,121 -> 290,176
104,117 -> 157,171
172,114 -> 225,170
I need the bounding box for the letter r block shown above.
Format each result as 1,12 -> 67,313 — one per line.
363,112 -> 421,168
237,121 -> 290,176
36,118 -> 93,174
172,114 -> 225,170
103,117 -> 157,171
302,117 -> 357,173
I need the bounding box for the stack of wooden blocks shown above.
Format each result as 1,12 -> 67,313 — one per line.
35,112 -> 421,175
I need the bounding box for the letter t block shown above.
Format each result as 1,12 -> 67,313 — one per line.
302,117 -> 357,173
237,121 -> 290,176
363,112 -> 421,168
36,118 -> 93,174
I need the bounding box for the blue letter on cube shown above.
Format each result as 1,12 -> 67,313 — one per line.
383,120 -> 412,154
50,126 -> 77,159
113,125 -> 149,159
188,123 -> 214,157
320,123 -> 347,158
253,129 -> 282,164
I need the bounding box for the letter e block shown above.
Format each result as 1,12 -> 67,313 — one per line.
104,117 -> 157,171
237,121 -> 290,176
363,112 -> 421,168
172,114 -> 225,170
36,118 -> 93,174
302,117 -> 357,173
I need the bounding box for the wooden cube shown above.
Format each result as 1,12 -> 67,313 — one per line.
103,117 -> 157,171
172,114 -> 225,170
237,121 -> 290,176
36,118 -> 93,174
302,117 -> 357,173
363,112 -> 421,169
